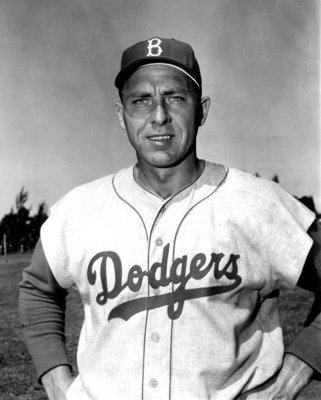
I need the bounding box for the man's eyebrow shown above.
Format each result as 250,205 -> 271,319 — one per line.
128,87 -> 189,97
127,91 -> 152,98
162,87 -> 189,95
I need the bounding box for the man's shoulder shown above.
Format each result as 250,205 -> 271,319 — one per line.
226,167 -> 283,199
204,162 -> 278,199
223,167 -> 315,222
55,174 -> 113,206
50,166 -> 134,213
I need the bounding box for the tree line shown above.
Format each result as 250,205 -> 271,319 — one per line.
0,187 -> 48,254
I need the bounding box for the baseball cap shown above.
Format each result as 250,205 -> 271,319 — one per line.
115,37 -> 202,90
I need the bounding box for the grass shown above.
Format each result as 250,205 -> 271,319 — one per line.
0,254 -> 83,400
0,254 -> 317,399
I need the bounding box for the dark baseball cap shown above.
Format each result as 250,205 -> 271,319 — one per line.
115,37 -> 202,90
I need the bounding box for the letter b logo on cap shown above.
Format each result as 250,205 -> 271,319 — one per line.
146,38 -> 162,56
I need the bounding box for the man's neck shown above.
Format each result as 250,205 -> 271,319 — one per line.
134,158 -> 204,199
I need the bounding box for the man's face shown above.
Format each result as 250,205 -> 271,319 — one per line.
115,65 -> 210,169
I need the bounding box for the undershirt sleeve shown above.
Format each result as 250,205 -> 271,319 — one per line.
19,240 -> 72,383
285,219 -> 321,376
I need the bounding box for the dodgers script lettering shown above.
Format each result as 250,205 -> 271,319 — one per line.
87,244 -> 242,321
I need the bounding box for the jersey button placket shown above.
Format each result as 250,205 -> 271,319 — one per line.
143,222 -> 172,399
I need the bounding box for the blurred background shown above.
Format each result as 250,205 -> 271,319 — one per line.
0,0 -> 320,221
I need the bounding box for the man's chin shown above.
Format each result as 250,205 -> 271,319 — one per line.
148,158 -> 180,169
139,154 -> 179,169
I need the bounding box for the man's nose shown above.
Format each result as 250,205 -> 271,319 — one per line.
151,102 -> 171,125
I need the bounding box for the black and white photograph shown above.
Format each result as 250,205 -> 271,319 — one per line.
0,1 -> 320,399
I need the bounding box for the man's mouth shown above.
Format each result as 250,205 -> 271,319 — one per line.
149,135 -> 173,142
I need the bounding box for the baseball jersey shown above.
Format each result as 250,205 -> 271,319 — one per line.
40,161 -> 315,400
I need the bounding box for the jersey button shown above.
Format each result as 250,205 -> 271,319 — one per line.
155,238 -> 163,247
151,332 -> 160,342
150,378 -> 158,388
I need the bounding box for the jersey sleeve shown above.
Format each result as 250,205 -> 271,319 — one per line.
40,191 -> 78,289
19,240 -> 72,382
261,183 -> 315,291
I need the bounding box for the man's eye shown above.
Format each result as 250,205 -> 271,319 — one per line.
167,96 -> 184,103
133,98 -> 150,106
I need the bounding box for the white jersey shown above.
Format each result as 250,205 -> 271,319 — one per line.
41,161 -> 314,400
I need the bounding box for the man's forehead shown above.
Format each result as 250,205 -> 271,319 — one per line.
123,64 -> 192,91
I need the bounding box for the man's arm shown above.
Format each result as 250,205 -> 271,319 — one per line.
19,240 -> 74,398
240,219 -> 321,399
285,219 -> 321,375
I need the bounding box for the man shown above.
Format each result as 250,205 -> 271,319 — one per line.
19,37 -> 321,400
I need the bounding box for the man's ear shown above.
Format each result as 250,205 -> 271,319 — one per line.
114,103 -> 126,131
199,96 -> 211,126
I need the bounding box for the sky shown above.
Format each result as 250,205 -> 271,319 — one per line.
0,0 -> 320,218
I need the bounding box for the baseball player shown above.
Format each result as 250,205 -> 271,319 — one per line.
19,37 -> 321,400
